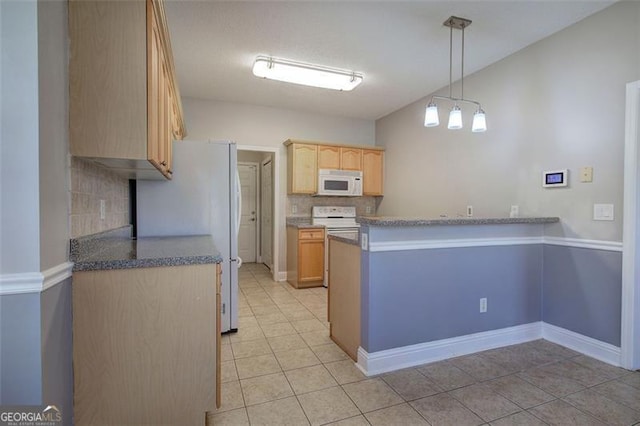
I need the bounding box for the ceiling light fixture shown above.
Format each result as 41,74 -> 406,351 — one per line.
424,16 -> 487,132
252,55 -> 363,91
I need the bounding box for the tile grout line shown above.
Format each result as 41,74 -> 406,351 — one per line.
222,264 -> 640,426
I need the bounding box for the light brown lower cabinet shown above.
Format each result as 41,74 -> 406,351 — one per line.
73,263 -> 220,426
287,227 -> 325,288
328,239 -> 361,361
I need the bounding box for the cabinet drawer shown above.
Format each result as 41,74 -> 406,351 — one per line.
299,229 -> 325,240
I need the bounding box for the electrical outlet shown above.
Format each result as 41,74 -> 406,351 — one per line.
291,204 -> 297,214
361,233 -> 368,251
466,205 -> 473,217
480,298 -> 487,313
510,205 -> 519,218
365,205 -> 372,215
100,199 -> 106,220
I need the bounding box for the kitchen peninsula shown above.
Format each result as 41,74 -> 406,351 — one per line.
329,216 -> 561,376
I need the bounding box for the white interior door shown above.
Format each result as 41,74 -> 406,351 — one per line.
238,163 -> 257,263
261,158 -> 273,269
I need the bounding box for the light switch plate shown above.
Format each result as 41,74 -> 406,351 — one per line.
593,203 -> 614,221
581,167 -> 594,183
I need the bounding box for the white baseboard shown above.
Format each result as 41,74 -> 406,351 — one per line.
542,322 -> 621,366
356,322 -> 622,376
357,322 -> 543,376
277,271 -> 287,281
0,261 -> 73,295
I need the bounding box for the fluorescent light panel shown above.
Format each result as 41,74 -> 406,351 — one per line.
252,56 -> 363,91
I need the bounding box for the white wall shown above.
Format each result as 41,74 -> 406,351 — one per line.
376,2 -> 640,242
182,98 -> 375,274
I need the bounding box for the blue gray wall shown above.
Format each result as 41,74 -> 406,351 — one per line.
361,245 -> 543,353
0,293 -> 43,404
543,245 -> 622,346
41,279 -> 73,424
0,279 -> 73,425
360,243 -> 623,353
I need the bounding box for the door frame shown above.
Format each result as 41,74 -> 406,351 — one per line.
237,162 -> 260,264
622,80 -> 640,369
260,156 -> 274,271
237,145 -> 281,281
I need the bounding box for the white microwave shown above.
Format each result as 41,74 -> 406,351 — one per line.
317,169 -> 363,196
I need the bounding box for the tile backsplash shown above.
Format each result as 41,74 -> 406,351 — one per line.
69,157 -> 130,238
287,195 -> 378,218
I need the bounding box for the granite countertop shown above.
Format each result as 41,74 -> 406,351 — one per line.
328,234 -> 360,246
357,216 -> 560,227
286,217 -> 325,229
70,227 -> 223,272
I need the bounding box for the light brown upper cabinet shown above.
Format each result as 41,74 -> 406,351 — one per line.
363,149 -> 384,196
69,0 -> 185,180
318,146 -> 363,171
318,145 -> 341,170
340,148 -> 363,171
287,143 -> 318,194
285,139 -> 384,196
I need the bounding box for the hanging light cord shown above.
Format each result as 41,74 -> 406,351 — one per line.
449,23 -> 453,99
429,19 -> 481,111
461,24 -> 465,100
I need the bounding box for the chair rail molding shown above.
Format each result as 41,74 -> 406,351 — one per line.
0,261 -> 73,295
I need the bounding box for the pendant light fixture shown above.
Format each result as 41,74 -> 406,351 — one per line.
424,16 -> 487,132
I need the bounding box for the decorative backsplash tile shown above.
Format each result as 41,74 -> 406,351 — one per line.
69,157 -> 130,238
287,195 -> 378,218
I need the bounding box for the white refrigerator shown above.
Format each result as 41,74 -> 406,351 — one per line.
137,140 -> 240,333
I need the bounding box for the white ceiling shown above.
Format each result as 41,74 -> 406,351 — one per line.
164,1 -> 614,121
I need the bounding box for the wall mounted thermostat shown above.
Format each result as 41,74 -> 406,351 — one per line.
542,169 -> 568,188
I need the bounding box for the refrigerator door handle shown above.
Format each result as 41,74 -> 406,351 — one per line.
235,169 -> 242,269
235,169 -> 242,239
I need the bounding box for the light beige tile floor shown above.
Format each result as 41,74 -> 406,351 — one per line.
208,263 -> 640,426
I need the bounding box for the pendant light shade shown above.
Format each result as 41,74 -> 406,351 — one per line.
424,102 -> 439,127
472,109 -> 487,132
448,105 -> 463,130
423,16 -> 487,133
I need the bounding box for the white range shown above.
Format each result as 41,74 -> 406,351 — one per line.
311,206 -> 360,287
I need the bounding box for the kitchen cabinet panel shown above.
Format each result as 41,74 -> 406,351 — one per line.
69,0 -> 185,180
287,227 -> 325,288
328,239 -> 361,361
363,149 -> 384,196
318,145 -> 341,170
287,143 -> 318,194
72,263 -> 217,425
340,148 -> 363,171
